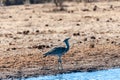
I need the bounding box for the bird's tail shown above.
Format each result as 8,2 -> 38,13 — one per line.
43,52 -> 50,58
43,50 -> 52,58
43,54 -> 47,58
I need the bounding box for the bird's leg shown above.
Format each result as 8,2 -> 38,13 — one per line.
58,57 -> 63,70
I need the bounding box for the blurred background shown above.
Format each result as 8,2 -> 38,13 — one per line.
0,0 -> 120,6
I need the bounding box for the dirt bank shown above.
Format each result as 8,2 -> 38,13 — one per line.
0,1 -> 120,79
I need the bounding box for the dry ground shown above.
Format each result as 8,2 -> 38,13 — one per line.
0,1 -> 120,79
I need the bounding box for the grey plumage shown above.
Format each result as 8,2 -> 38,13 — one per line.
43,47 -> 66,57
43,38 -> 70,70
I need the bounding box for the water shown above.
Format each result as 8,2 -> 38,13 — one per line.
25,68 -> 120,80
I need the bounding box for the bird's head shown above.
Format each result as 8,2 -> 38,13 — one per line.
63,38 -> 70,42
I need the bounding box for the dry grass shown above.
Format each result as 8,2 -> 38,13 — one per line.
0,1 -> 120,79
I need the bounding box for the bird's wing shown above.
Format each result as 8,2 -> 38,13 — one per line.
44,47 -> 66,56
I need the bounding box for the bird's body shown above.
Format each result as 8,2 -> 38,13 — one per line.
44,47 -> 67,57
43,38 -> 70,70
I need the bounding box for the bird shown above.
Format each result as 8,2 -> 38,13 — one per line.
43,38 -> 70,70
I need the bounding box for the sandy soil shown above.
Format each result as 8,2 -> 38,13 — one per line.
0,1 -> 120,79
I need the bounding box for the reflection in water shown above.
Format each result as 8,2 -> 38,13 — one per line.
23,68 -> 120,80
56,74 -> 63,80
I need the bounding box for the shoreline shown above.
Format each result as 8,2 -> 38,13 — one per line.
0,44 -> 120,79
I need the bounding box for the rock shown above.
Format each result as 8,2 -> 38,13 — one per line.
93,5 -> 97,11
45,24 -> 49,27
58,18 -> 62,21
11,48 -> 16,50
36,30 -> 39,33
96,18 -> 99,21
87,67 -> 98,72
89,44 -> 95,48
82,9 -> 89,11
91,36 -> 96,39
23,30 -> 30,35
9,16 -> 12,18
73,33 -> 80,36
84,38 -> 87,41
76,23 -> 80,26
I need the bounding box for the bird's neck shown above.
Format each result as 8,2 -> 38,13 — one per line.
64,41 -> 70,51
